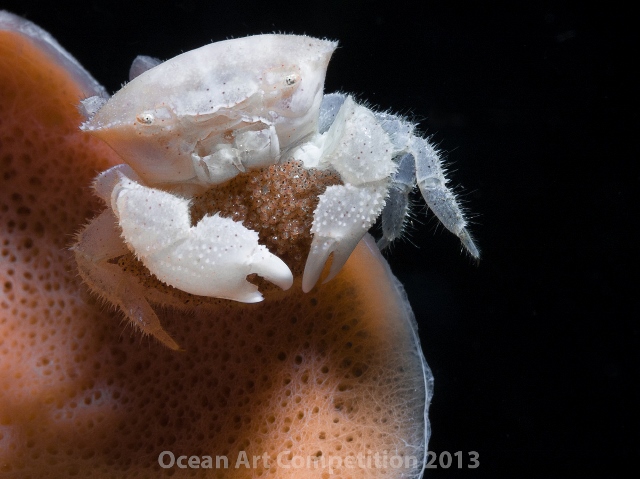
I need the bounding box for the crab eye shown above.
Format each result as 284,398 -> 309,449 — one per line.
264,67 -> 301,90
284,74 -> 299,86
136,112 -> 155,125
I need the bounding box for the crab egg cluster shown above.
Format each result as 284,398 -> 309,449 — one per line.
116,160 -> 341,303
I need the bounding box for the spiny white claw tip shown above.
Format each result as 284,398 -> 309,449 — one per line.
302,235 -> 362,293
250,249 -> 294,291
302,238 -> 336,293
323,235 -> 360,284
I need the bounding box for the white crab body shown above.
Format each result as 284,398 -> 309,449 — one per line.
81,35 -> 336,187
73,34 -> 479,349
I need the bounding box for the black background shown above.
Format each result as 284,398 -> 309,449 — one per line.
1,1 -> 636,477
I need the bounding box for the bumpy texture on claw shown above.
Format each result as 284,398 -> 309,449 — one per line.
301,96 -> 396,291
303,184 -> 388,292
104,166 -> 294,302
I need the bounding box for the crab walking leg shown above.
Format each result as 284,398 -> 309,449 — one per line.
377,152 -> 416,250
317,92 -> 348,133
412,136 -> 480,258
368,112 -> 417,250
107,168 -> 293,302
128,55 -> 162,81
73,210 -> 181,350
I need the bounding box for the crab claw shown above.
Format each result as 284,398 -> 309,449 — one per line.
302,183 -> 388,292
302,234 -> 362,293
159,213 -> 293,302
105,166 -> 293,302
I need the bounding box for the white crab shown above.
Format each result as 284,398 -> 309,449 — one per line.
73,34 -> 478,349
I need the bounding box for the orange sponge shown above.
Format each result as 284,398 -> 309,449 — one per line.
0,13 -> 431,478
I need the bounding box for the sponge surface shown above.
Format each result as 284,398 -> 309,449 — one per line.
0,20 -> 430,478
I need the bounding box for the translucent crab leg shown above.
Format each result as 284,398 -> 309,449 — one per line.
72,210 -> 181,350
377,152 -> 416,250
412,136 -> 480,259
